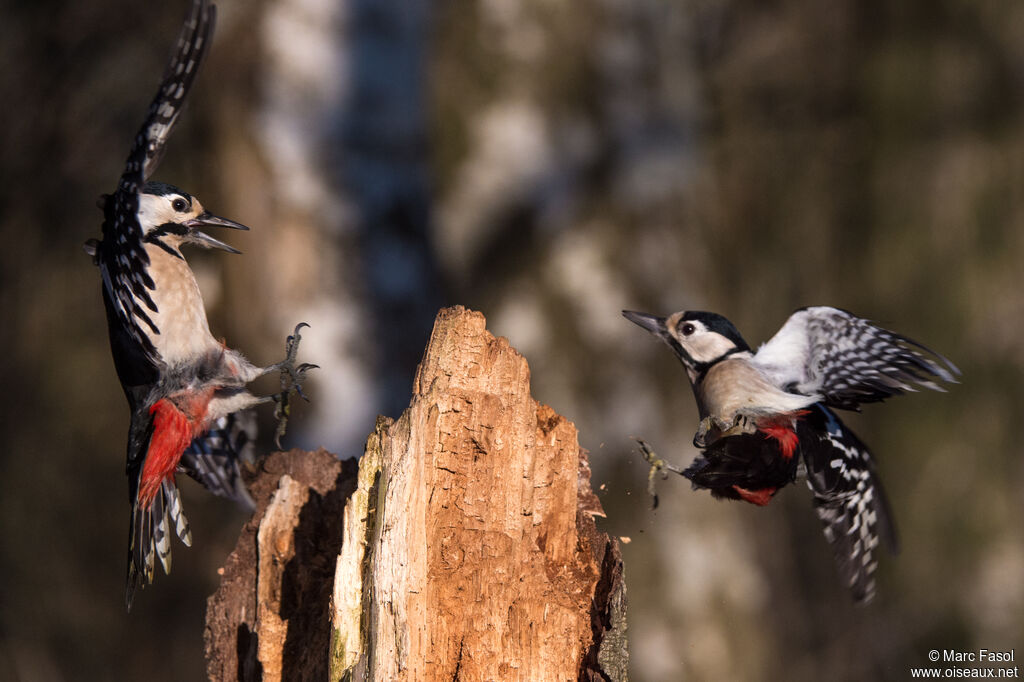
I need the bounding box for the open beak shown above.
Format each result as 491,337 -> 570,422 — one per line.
622,310 -> 668,337
183,212 -> 249,253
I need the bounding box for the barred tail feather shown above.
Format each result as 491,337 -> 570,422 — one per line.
125,479 -> 191,610
152,485 -> 173,574
164,479 -> 192,546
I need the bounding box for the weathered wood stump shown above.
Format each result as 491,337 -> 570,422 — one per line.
204,306 -> 627,681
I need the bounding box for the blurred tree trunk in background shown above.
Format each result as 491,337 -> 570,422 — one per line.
200,0 -> 442,452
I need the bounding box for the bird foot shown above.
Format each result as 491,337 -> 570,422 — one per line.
635,439 -> 686,509
693,416 -> 726,448
721,413 -> 757,438
693,414 -> 756,448
270,323 -> 318,448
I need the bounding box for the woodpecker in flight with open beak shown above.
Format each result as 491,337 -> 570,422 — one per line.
85,0 -> 315,608
623,306 -> 958,602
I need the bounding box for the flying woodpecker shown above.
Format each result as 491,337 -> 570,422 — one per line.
623,306 -> 958,602
85,0 -> 315,608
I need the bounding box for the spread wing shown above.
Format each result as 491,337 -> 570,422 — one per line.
180,411 -> 257,510
752,306 -> 959,410
125,0 -> 216,188
96,0 -> 216,362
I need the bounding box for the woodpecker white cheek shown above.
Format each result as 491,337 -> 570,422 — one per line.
686,332 -> 737,364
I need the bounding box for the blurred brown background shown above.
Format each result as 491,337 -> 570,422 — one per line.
2,0 -> 1022,679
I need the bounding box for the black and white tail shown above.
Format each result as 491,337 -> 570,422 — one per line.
126,479 -> 192,609
799,405 -> 899,603
125,411 -> 253,609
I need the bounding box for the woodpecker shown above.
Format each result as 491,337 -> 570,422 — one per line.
623,306 -> 958,602
85,0 -> 315,608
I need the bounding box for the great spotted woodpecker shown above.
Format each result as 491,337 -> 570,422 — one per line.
85,0 -> 315,608
623,306 -> 958,602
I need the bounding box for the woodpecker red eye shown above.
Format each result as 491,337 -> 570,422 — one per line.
172,198 -> 188,212
681,323 -> 696,336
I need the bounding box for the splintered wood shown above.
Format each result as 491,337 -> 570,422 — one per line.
331,307 -> 624,681
205,306 -> 626,682
205,450 -> 358,682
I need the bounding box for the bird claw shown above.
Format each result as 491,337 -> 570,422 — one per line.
636,439 -> 685,510
693,414 -> 755,448
283,322 -> 310,363
272,323 -> 317,448
285,363 -> 320,402
721,413 -> 757,438
693,416 -> 722,448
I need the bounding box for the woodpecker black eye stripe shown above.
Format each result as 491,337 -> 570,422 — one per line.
623,309 -> 752,379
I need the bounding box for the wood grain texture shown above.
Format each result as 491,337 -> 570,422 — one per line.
204,449 -> 358,682
206,307 -> 627,681
331,306 -> 627,681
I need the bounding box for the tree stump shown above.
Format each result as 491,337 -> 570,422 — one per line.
204,306 -> 627,681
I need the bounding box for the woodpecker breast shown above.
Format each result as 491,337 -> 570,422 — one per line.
697,356 -> 819,421
143,242 -> 221,366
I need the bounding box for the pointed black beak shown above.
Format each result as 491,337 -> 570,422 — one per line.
182,212 -> 249,253
622,310 -> 668,337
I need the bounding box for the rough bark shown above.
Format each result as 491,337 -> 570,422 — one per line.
204,449 -> 360,681
205,306 -> 627,681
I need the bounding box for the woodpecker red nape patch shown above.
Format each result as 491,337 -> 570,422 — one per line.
138,398 -> 199,508
756,410 -> 811,460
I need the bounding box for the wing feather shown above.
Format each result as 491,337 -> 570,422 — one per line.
97,0 -> 216,364
179,411 -> 257,510
753,306 -> 959,410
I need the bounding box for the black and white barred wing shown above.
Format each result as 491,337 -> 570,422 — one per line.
97,0 -> 216,361
125,0 -> 215,187
180,411 -> 257,510
753,306 -> 959,410
97,188 -> 160,359
799,406 -> 899,603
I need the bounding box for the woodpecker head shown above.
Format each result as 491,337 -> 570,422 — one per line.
138,181 -> 248,253
623,309 -> 752,381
